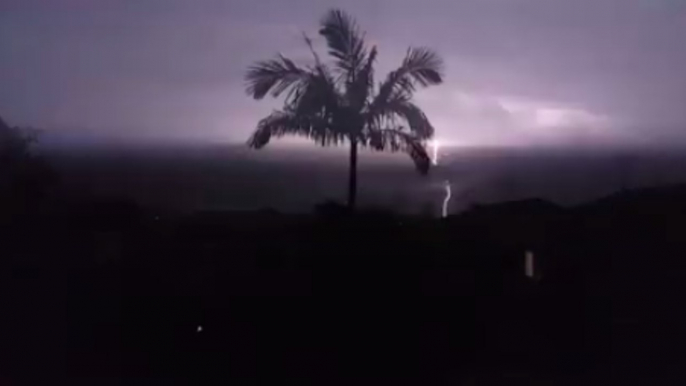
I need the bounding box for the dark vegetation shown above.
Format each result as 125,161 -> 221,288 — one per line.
0,116 -> 55,219
3,121 -> 686,384
245,9 -> 442,208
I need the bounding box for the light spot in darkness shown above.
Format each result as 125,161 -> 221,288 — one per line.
442,181 -> 452,218
525,250 -> 535,279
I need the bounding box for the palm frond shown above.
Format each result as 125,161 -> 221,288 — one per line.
319,9 -> 368,78
367,96 -> 435,139
285,70 -> 342,123
247,110 -> 344,149
347,46 -> 377,111
245,55 -> 310,100
295,34 -> 344,115
302,33 -> 323,68
364,128 -> 431,174
359,46 -> 377,91
370,47 -> 444,115
400,47 -> 444,87
247,111 -> 306,148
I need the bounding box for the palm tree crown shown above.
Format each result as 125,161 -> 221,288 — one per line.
245,9 -> 443,208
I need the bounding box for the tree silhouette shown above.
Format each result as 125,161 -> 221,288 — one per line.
0,115 -> 55,216
245,9 -> 444,209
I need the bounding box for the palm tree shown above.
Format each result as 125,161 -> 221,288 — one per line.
245,9 -> 443,209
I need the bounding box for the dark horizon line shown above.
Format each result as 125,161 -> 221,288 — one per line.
36,137 -> 686,152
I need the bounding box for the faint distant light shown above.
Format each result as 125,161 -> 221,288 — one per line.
155,216 -> 160,221
441,181 -> 452,218
525,250 -> 535,279
197,325 -> 203,333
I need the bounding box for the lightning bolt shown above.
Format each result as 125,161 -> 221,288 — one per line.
442,180 -> 452,218
430,140 -> 440,166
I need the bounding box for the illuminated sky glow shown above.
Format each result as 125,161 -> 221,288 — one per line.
2,0 -> 686,147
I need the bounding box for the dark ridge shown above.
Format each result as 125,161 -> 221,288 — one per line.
3,183 -> 686,384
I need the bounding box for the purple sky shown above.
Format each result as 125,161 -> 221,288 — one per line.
2,0 -> 686,147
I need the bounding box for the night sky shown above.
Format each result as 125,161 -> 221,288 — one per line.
2,0 -> 686,147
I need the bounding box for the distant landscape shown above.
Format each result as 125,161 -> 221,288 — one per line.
39,142 -> 686,215
5,1 -> 686,383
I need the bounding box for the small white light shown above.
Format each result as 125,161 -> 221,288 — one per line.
197,325 -> 203,333
525,250 -> 535,279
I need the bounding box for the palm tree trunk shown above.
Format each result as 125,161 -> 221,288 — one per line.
347,138 -> 358,209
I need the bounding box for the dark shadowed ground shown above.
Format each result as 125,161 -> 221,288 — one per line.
3,181 -> 686,384
39,143 -> 686,214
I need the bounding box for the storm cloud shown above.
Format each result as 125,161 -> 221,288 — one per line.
1,0 -> 685,147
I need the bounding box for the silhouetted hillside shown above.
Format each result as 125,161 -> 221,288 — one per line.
0,115 -> 56,219
3,184 -> 686,384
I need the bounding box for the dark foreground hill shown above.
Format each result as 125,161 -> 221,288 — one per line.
2,185 -> 686,385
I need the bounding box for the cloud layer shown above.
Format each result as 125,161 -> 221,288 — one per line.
1,0 -> 685,147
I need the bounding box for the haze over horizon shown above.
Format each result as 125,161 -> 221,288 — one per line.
2,0 -> 686,149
